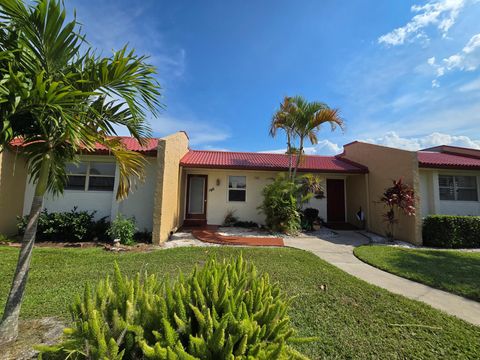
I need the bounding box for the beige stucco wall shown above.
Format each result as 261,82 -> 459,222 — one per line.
0,150 -> 28,236
345,174 -> 368,228
341,142 -> 422,244
152,132 -> 189,244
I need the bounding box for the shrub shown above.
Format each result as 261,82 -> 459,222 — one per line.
17,208 -> 108,242
259,175 -> 301,234
134,230 -> 153,244
301,208 -> 319,231
233,220 -> 259,228
379,178 -> 415,241
39,256 -> 311,359
107,214 -> 137,245
423,215 -> 480,248
0,233 -> 13,243
222,209 -> 238,226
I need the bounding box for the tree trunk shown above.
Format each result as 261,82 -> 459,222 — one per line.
0,155 -> 50,345
292,137 -> 304,179
287,132 -> 293,179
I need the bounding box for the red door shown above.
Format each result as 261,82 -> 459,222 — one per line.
327,179 -> 345,222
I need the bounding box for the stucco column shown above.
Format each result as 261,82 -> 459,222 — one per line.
151,132 -> 189,244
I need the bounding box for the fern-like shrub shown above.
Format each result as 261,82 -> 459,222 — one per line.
39,256 -> 311,359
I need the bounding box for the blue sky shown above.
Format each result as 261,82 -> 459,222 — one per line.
69,0 -> 480,154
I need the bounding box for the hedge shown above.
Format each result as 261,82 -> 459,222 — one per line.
423,215 -> 480,248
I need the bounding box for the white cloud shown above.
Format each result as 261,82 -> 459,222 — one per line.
378,0 -> 466,46
113,113 -> 231,147
260,140 -> 342,156
458,76 -> 480,91
364,131 -> 480,150
428,33 -> 480,85
72,1 -> 186,82
151,114 -> 230,146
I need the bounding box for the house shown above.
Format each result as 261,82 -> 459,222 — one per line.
1,131 -> 480,245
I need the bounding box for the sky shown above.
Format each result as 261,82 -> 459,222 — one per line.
68,0 -> 480,154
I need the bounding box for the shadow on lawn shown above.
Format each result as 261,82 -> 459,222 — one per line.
381,249 -> 480,301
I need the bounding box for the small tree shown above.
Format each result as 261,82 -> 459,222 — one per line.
380,178 -> 416,241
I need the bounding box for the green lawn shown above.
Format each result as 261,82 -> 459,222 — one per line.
1,246 -> 479,359
354,245 -> 480,302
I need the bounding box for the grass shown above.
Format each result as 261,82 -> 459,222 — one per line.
354,245 -> 480,302
1,246 -> 479,358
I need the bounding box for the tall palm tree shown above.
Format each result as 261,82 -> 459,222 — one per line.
0,0 -> 161,343
270,97 -> 297,178
270,96 -> 344,179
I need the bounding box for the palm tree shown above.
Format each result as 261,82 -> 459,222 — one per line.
0,0 -> 161,344
270,97 -> 297,178
270,96 -> 344,179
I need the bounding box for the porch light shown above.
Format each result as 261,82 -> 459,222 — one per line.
216,178 -> 221,186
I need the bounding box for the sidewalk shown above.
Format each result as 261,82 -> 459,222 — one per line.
284,231 -> 480,326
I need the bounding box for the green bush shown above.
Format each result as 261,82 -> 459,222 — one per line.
107,214 -> 137,245
17,208 -> 109,242
0,233 -> 13,243
423,215 -> 480,248
301,208 -> 319,231
134,230 -> 153,244
259,175 -> 301,234
39,256 -> 311,359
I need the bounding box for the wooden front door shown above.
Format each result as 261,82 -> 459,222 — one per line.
186,175 -> 208,220
327,179 -> 345,222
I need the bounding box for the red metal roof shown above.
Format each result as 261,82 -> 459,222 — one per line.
180,150 -> 368,173
10,137 -> 159,156
418,151 -> 480,170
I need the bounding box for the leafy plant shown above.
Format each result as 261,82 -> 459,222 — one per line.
259,174 -> 301,234
222,209 -> 238,227
423,215 -> 480,248
301,208 -> 319,231
0,234 -> 13,243
134,230 -> 153,244
107,215 -> 137,245
232,220 -> 259,228
379,178 -> 416,241
16,208 -> 109,243
39,257 -> 312,359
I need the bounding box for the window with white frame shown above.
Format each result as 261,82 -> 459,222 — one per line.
439,175 -> 478,201
228,176 -> 246,202
65,161 -> 116,191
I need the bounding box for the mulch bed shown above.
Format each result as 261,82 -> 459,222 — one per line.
0,241 -> 160,252
191,229 -> 284,247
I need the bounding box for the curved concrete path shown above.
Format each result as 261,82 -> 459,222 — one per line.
284,231 -> 480,326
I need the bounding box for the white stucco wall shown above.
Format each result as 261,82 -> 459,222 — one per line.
181,168 -> 348,225
118,158 -> 157,231
419,169 -> 480,217
23,155 -> 115,220
23,155 -> 158,231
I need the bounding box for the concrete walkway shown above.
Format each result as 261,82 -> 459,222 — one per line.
284,231 -> 480,326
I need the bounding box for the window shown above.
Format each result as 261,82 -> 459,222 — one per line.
65,161 -> 116,191
228,176 -> 246,202
65,163 -> 87,190
439,175 -> 478,201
